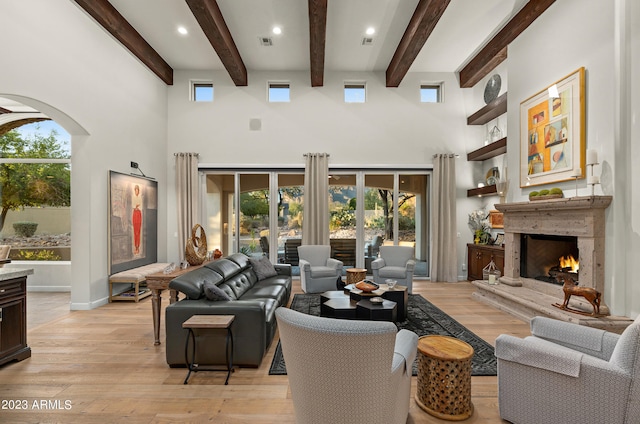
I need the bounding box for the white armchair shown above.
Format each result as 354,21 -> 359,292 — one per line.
275,307 -> 418,424
495,315 -> 640,424
371,246 -> 416,293
297,245 -> 343,293
0,245 -> 10,268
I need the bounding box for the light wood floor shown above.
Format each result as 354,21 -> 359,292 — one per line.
1,280 -> 531,423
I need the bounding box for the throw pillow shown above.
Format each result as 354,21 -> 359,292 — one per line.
203,280 -> 231,301
249,255 -> 278,281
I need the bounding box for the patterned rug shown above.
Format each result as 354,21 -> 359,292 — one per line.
268,293 -> 497,376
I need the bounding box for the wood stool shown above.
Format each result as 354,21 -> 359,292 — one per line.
415,335 -> 474,421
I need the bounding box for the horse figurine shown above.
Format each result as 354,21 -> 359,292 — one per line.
556,274 -> 601,316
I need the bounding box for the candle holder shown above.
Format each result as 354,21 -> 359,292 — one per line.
587,162 -> 600,196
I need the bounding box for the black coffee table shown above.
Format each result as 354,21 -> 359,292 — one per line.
320,290 -> 397,322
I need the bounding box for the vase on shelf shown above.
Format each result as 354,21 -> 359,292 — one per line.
474,230 -> 482,244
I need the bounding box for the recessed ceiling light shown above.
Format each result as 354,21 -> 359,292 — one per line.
365,27 -> 375,36
272,26 -> 282,35
177,26 -> 188,35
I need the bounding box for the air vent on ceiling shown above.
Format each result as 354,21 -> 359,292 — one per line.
361,37 -> 374,46
259,36 -> 273,46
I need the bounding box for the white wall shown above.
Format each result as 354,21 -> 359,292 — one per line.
0,0 -> 168,309
167,70 -> 479,268
499,0 -> 639,317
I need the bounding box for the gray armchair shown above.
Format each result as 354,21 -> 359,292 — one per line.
495,315 -> 640,424
371,245 -> 416,293
297,245 -> 343,293
275,307 -> 418,424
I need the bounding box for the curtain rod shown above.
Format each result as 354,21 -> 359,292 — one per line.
174,152 -> 199,156
303,153 -> 330,157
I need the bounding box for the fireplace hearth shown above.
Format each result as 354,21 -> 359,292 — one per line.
471,196 -> 632,332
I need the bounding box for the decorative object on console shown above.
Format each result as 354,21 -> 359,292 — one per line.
520,67 -> 585,187
488,210 -> 504,229
185,224 -> 207,265
468,210 -> 490,244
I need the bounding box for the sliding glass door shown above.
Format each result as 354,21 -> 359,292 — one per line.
202,168 -> 429,277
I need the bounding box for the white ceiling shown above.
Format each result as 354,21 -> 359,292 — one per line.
107,0 -> 529,74
1,0 -> 528,114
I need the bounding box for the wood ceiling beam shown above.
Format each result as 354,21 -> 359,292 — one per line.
386,0 -> 450,88
459,0 -> 556,88
308,0 -> 328,87
73,0 -> 173,85
186,0 -> 247,86
0,107 -> 11,114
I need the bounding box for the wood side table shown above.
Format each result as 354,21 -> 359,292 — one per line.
146,261 -> 212,345
415,335 -> 474,421
183,315 -> 235,385
346,268 -> 367,285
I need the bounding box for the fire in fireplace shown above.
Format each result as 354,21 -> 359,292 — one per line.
520,234 -> 579,285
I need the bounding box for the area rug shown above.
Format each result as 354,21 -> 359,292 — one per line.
268,293 -> 497,376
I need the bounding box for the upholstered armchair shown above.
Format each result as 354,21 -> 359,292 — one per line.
366,235 -> 384,258
0,245 -> 10,268
275,307 -> 418,424
495,315 -> 640,424
371,246 -> 416,293
297,245 -> 343,293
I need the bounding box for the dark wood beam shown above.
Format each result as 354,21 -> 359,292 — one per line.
386,0 -> 450,87
0,107 -> 11,114
308,0 -> 328,87
0,118 -> 51,136
186,0 -> 247,86
459,0 -> 556,88
73,0 -> 173,85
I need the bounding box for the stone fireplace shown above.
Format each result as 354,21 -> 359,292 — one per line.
472,195 -> 632,332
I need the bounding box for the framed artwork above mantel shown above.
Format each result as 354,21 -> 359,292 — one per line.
520,67 -> 585,187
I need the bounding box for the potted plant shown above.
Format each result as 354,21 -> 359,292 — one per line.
468,210 -> 490,244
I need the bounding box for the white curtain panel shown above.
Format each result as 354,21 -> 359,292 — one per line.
430,154 -> 458,282
175,152 -> 200,261
302,153 -> 330,245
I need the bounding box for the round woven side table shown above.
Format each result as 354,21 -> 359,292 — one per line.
346,268 -> 367,285
415,335 -> 474,421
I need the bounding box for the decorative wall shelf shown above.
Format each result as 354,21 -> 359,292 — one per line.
467,137 -> 507,161
467,184 -> 497,197
467,92 -> 507,125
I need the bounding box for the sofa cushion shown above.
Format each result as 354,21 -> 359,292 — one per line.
170,267 -> 224,299
205,258 -> 242,280
310,265 -> 339,278
248,256 -> 278,281
242,283 -> 289,306
203,281 -> 232,301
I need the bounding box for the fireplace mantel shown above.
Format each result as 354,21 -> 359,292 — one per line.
494,195 -> 612,313
472,195 -> 632,331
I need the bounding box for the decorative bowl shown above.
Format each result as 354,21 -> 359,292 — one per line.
385,279 -> 397,290
370,297 -> 384,304
355,280 -> 379,292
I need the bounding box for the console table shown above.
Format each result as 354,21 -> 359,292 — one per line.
0,268 -> 34,367
146,261 -> 212,345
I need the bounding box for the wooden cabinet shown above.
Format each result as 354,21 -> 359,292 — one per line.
0,276 -> 31,366
467,244 -> 505,281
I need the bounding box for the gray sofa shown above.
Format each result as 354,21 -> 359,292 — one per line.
165,253 -> 292,367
